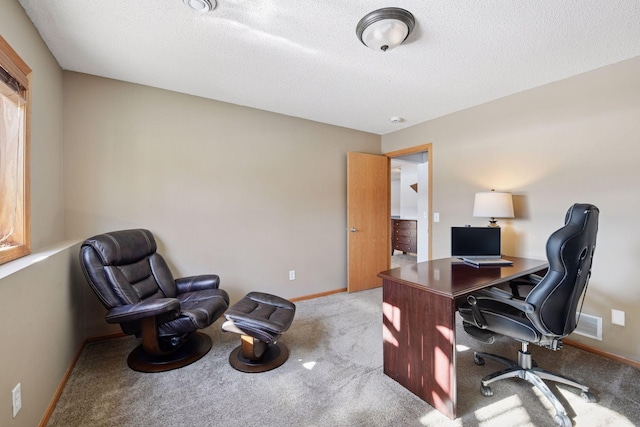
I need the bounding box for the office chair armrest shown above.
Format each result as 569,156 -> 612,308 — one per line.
527,273 -> 544,284
473,287 -> 536,314
175,274 -> 221,293
509,273 -> 543,298
466,294 -> 489,328
105,298 -> 181,324
466,286 -> 536,329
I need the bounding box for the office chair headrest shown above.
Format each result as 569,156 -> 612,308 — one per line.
564,203 -> 599,228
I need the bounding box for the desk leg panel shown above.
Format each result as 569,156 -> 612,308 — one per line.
382,279 -> 457,419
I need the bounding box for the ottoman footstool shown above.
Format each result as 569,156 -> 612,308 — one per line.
222,292 -> 296,373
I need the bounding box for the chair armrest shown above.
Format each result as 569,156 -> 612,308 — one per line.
175,274 -> 220,293
105,298 -> 180,324
466,287 -> 536,328
509,273 -> 543,298
474,287 -> 536,313
527,273 -> 544,284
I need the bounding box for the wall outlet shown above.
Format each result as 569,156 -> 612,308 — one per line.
433,212 -> 440,222
12,383 -> 21,418
611,309 -> 625,326
289,270 -> 295,281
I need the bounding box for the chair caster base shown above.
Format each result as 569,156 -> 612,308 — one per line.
480,385 -> 493,397
228,342 -> 289,373
474,344 -> 598,427
127,332 -> 212,373
555,414 -> 571,427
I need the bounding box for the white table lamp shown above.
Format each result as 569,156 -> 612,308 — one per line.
473,190 -> 514,227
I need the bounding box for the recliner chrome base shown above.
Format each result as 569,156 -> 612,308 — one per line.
474,342 -> 596,427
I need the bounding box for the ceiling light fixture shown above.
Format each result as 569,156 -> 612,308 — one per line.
183,0 -> 216,13
356,8 -> 415,52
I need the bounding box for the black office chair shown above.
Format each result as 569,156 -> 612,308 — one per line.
459,204 -> 599,427
80,229 -> 229,372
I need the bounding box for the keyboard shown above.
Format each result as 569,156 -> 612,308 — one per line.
460,257 -> 513,267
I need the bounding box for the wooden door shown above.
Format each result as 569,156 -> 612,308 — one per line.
347,152 -> 390,292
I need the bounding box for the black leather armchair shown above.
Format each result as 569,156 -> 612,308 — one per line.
80,229 -> 229,372
459,204 -> 599,427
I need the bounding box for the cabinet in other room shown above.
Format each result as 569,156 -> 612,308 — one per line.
392,219 -> 417,254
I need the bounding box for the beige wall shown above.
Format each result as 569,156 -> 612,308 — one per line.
1,2 -> 73,426
383,56 -> 640,362
62,72 -> 381,304
0,243 -> 85,427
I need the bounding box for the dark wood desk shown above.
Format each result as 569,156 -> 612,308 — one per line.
378,256 -> 548,419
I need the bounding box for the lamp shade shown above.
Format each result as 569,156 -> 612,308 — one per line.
473,191 -> 514,226
356,8 -> 415,52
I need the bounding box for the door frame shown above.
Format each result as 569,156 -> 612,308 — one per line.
385,143 -> 433,260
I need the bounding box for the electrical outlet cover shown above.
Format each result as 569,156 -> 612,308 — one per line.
611,309 -> 625,326
12,383 -> 21,417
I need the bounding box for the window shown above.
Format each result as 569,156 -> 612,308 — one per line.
0,36 -> 31,264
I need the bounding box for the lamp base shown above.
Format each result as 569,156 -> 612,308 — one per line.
488,218 -> 499,227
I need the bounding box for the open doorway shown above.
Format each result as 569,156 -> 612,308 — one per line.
386,144 -> 432,268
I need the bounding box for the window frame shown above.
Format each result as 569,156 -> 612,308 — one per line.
0,36 -> 31,265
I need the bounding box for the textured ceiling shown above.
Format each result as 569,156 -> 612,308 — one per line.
17,0 -> 640,135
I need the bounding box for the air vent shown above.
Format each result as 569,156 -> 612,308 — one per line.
573,313 -> 602,341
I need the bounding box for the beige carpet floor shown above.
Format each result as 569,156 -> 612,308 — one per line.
391,252 -> 417,268
47,288 -> 640,426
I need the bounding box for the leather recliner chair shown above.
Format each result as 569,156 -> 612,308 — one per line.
80,229 -> 229,372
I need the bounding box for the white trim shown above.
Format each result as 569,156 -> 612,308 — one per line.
0,240 -> 81,280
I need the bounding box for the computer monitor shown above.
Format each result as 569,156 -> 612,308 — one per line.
451,227 -> 501,258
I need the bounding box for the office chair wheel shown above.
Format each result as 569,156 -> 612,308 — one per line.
480,385 -> 493,397
581,391 -> 596,403
555,414 -> 571,427
474,355 -> 485,366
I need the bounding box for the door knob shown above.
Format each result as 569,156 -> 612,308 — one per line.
350,227 -> 357,232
